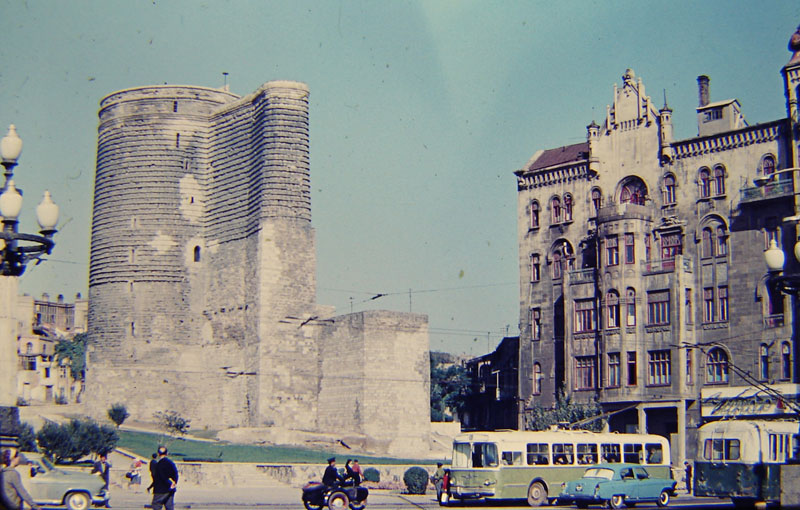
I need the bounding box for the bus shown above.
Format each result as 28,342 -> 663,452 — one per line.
695,419 -> 800,507
448,429 -> 671,506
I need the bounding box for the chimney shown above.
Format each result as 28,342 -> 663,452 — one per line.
697,75 -> 710,107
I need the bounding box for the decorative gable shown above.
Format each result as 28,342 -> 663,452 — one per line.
605,69 -> 660,132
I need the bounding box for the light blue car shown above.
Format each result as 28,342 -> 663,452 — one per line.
558,463 -> 676,509
21,453 -> 109,510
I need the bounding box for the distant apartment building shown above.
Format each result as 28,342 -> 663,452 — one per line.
16,293 -> 87,404
513,30 -> 800,464
463,336 -> 519,431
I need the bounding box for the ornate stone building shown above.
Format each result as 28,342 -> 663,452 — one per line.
516,32 -> 800,463
84,81 -> 430,454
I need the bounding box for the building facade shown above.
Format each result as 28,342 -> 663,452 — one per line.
463,336 -> 519,431
84,81 -> 431,455
16,293 -> 87,404
515,32 -> 800,463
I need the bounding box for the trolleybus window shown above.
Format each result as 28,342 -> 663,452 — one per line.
452,442 -> 471,468
471,442 -> 498,468
577,443 -> 598,464
645,443 -> 663,464
601,443 -> 621,463
769,433 -> 790,462
553,443 -> 574,464
526,443 -> 549,465
624,443 -> 642,463
703,438 -> 740,461
501,451 -> 522,466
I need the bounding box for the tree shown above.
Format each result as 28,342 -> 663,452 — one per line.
36,418 -> 118,463
17,422 -> 38,452
107,403 -> 130,428
54,332 -> 88,381
430,354 -> 472,422
523,390 -> 605,431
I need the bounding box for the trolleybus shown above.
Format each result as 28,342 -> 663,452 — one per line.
694,419 -> 800,507
448,429 -> 671,506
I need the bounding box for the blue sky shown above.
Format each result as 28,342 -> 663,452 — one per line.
1,1 -> 798,355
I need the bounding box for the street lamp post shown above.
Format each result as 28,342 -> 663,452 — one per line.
0,124 -> 59,449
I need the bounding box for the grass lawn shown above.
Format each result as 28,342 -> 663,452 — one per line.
117,430 -> 435,465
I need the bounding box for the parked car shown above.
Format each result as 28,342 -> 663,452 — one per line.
19,452 -> 109,510
558,463 -> 676,509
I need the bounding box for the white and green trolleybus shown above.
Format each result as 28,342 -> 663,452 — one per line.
448,429 -> 671,506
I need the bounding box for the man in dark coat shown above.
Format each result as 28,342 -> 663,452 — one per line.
322,457 -> 342,487
151,447 -> 178,510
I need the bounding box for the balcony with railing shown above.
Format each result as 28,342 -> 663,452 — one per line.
739,178 -> 794,204
596,202 -> 654,222
568,268 -> 596,285
642,256 -> 693,275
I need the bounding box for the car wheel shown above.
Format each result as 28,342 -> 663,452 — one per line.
607,494 -> 625,509
656,490 -> 670,507
304,500 -> 324,510
526,481 -> 547,506
65,492 -> 91,510
328,491 -> 350,510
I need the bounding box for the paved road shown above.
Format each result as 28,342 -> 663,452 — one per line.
105,486 -> 733,510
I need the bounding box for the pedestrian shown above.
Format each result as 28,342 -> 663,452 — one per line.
1,448 -> 42,510
684,460 -> 693,494
146,453 -> 157,493
127,460 -> 143,489
431,462 -> 445,502
91,453 -> 112,508
150,446 -> 178,510
350,460 -> 362,486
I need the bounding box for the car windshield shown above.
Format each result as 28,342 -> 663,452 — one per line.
583,468 -> 614,480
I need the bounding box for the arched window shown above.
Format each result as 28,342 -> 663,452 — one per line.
762,155 -> 776,177
701,228 -> 714,258
716,226 -> 728,256
782,342 -> 791,380
193,246 -> 201,262
620,179 -> 647,205
530,201 -> 540,229
533,363 -> 542,395
626,288 -> 636,326
591,188 -> 603,215
551,197 -> 562,224
563,194 -> 573,222
760,344 -> 770,380
552,252 -> 562,279
699,168 -> 712,198
26,342 -> 33,354
663,174 -> 677,205
531,254 -> 540,282
606,290 -> 620,329
707,347 -> 729,383
714,166 -> 726,196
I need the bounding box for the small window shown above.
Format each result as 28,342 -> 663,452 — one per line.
624,234 -> 635,264
699,168 -> 712,198
606,290 -> 620,329
760,344 -> 770,381
762,155 -> 776,177
607,353 -> 621,388
714,166 -> 726,195
553,443 -> 575,465
530,308 -> 541,341
627,352 -> 637,386
530,201 -> 540,229
645,444 -> 663,464
551,197 -> 562,224
783,342 -> 792,380
606,236 -> 619,266
173,101 -> 178,113
533,362 -> 542,394
663,174 -> 677,205
526,443 -> 549,465
531,254 -> 540,282
577,444 -> 598,464
591,188 -> 602,214
176,133 -> 180,148
626,288 -> 636,326
601,444 -> 621,463
194,246 -> 201,263
623,443 -> 642,464
563,194 -> 573,222
707,347 -> 729,383
501,451 -> 522,466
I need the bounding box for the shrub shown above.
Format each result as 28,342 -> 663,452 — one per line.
17,422 -> 38,452
16,397 -> 28,406
108,403 -> 130,428
403,466 -> 429,494
55,394 -> 68,405
363,467 -> 380,483
154,410 -> 191,436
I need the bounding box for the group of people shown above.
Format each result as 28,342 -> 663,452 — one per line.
322,457 -> 363,487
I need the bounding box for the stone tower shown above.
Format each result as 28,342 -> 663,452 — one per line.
86,82 -> 431,453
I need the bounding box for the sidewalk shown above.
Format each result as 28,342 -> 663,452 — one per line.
113,486 -> 301,508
